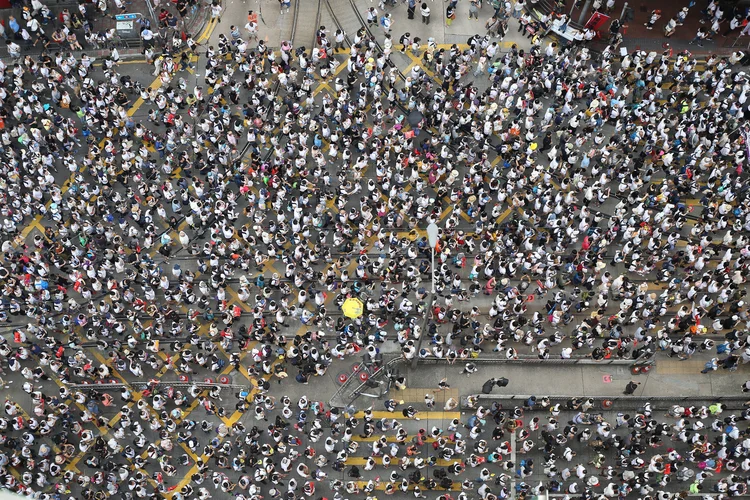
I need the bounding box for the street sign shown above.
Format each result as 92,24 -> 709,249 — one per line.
114,12 -> 143,39
426,223 -> 439,249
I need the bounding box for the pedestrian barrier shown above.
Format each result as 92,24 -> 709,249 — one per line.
329,356 -> 404,408
461,394 -> 750,411
417,355 -> 636,365
69,381 -> 248,390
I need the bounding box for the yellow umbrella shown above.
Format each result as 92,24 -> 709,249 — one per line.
342,297 -> 364,319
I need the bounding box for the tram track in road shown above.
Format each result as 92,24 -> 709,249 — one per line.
321,0 -> 353,47
290,0 -> 322,55
289,0 -> 300,45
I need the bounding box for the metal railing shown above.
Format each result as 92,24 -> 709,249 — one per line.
525,0 -> 586,31
329,355 -> 404,408
417,355 -> 637,366
69,381 -> 247,390
461,394 -> 750,410
143,0 -> 158,28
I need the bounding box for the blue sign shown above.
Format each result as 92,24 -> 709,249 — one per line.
115,13 -> 140,20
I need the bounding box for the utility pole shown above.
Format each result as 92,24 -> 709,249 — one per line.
619,1 -> 628,21
577,0 -> 592,25
427,223 -> 438,296
510,429 -> 517,499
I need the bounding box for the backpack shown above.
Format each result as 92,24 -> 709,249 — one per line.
380,16 -> 387,26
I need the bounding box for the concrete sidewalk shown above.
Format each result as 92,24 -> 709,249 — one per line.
403,361 -> 749,402
332,352 -> 750,413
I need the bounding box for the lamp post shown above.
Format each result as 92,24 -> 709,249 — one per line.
411,223 -> 439,370
577,0 -> 592,25
426,223 -> 439,295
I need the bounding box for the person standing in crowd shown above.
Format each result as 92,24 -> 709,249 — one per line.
0,0 -> 745,497
421,2 -> 431,24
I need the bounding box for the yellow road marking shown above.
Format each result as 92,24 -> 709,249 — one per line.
354,410 -> 460,420
354,480 -> 461,491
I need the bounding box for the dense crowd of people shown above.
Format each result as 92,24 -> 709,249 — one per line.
0,0 -> 747,497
